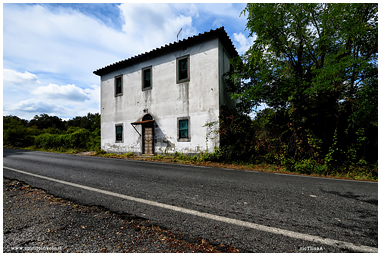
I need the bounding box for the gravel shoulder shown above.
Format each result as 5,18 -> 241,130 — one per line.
3,178 -> 239,253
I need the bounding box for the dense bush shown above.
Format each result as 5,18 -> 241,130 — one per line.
33,128 -> 91,150
4,114 -> 100,152
3,116 -> 33,147
201,105 -> 377,179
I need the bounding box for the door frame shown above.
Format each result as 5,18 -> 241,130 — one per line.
142,124 -> 154,155
142,110 -> 155,154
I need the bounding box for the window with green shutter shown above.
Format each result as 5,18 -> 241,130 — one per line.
179,119 -> 188,139
177,56 -> 189,83
177,117 -> 190,142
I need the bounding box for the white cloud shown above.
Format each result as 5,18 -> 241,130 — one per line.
3,4 -> 200,88
84,84 -> 100,105
4,83 -> 100,120
3,69 -> 40,86
4,4 -> 127,86
196,3 -> 241,19
7,99 -> 68,114
233,32 -> 255,55
212,18 -> 223,28
119,3 -> 195,46
174,3 -> 199,19
32,84 -> 90,102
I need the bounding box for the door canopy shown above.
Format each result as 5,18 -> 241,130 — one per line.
131,114 -> 155,136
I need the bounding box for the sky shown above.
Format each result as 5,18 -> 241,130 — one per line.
3,3 -> 254,121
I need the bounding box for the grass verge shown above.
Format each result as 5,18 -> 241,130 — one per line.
4,145 -> 377,182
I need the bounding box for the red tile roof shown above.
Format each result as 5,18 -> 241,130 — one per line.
93,27 -> 238,76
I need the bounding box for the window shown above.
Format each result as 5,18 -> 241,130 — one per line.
142,66 -> 152,90
177,117 -> 190,142
115,75 -> 123,96
177,55 -> 189,83
115,124 -> 123,142
179,120 -> 188,138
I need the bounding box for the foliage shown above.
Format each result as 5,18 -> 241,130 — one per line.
3,113 -> 101,152
217,106 -> 256,162
34,128 -> 90,150
87,129 -> 101,151
3,116 -> 33,147
4,115 -> 29,126
28,114 -> 66,130
123,152 -> 135,158
152,154 -> 165,160
173,151 -> 193,161
225,3 -> 377,171
66,113 -> 101,133
95,148 -> 107,155
287,159 -> 328,175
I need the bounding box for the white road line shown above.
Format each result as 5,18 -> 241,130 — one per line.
3,166 -> 377,253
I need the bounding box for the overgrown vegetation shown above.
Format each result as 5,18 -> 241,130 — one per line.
4,113 -> 100,152
3,110 -> 376,180
218,3 -> 378,180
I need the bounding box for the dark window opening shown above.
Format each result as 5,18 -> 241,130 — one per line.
177,56 -> 189,83
116,125 -> 123,142
142,67 -> 152,90
142,114 -> 153,121
115,76 -> 122,96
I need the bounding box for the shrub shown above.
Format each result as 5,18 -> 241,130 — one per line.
152,154 -> 165,160
198,150 -> 222,162
174,152 -> 192,161
285,159 -> 328,175
34,128 -> 91,150
95,148 -> 106,155
69,128 -> 90,149
123,152 -> 135,158
86,130 -> 101,151
3,118 -> 32,147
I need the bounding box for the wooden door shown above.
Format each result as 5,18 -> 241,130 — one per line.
143,127 -> 153,155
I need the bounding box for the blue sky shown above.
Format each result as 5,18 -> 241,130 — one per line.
3,3 -> 254,120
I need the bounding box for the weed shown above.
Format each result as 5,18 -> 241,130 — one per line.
95,148 -> 107,155
152,154 -> 165,160
123,152 -> 135,158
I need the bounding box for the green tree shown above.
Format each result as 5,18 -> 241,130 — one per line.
228,3 -> 377,164
3,116 -> 31,146
3,115 -> 28,126
28,114 -> 66,130
66,112 -> 100,132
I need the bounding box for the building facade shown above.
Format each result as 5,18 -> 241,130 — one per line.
93,27 -> 238,155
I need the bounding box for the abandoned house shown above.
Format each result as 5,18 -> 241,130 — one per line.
93,27 -> 238,155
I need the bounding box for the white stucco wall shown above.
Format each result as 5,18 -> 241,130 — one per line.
100,37 -> 231,154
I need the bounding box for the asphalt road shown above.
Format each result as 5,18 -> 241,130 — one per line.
3,148 -> 378,253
